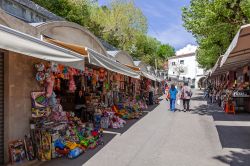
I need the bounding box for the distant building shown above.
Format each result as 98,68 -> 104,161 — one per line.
168,51 -> 205,88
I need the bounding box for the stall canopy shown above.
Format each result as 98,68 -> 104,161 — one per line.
0,25 -> 85,70
125,64 -> 141,72
211,56 -> 223,76
44,37 -> 141,79
220,24 -> 250,69
141,71 -> 157,81
87,49 -> 140,79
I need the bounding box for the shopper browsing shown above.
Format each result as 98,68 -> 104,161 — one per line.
74,90 -> 86,119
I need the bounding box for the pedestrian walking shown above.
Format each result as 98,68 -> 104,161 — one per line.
181,82 -> 192,112
169,84 -> 178,112
165,84 -> 170,101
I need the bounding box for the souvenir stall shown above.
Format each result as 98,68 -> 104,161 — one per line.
231,66 -> 250,112
8,61 -> 105,164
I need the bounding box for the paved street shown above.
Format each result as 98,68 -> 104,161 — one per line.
83,91 -> 250,166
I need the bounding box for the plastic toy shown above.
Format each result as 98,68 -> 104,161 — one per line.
65,141 -> 78,150
54,139 -> 65,150
35,63 -> 45,72
68,147 -> 83,159
80,139 -> 90,148
9,139 -> 26,164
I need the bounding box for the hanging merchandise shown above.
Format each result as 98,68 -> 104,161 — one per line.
99,68 -> 106,82
92,70 -> 98,86
35,63 -> 45,72
68,74 -> 76,93
46,75 -> 55,98
36,72 -> 45,83
31,92 -> 48,108
54,78 -> 61,91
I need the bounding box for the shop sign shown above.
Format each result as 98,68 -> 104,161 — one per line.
232,90 -> 250,98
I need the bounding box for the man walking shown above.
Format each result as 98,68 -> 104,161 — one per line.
181,82 -> 192,112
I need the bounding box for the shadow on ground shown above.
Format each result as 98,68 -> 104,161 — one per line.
213,150 -> 250,166
216,126 -> 250,149
39,133 -> 116,166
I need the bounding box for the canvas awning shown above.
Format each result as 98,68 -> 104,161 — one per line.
125,64 -> 141,71
141,71 -> 157,81
87,49 -> 140,79
211,56 -> 224,76
0,25 -> 85,70
220,24 -> 250,69
44,37 -> 140,78
44,37 -> 88,56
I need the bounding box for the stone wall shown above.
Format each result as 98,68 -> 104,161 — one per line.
4,51 -> 44,162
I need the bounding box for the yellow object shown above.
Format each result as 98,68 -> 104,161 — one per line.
66,141 -> 78,150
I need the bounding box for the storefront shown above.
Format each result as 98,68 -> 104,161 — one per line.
209,24 -> 250,113
0,18 -> 151,164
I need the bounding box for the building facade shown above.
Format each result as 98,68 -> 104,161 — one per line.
168,52 -> 205,88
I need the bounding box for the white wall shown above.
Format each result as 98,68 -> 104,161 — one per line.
168,53 -> 205,87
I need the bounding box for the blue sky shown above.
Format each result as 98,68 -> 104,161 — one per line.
98,0 -> 196,50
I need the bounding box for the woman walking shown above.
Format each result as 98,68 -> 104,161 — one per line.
169,84 -> 178,112
181,82 -> 192,111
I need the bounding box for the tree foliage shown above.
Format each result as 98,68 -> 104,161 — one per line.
90,0 -> 147,51
182,0 -> 250,69
32,0 -> 175,69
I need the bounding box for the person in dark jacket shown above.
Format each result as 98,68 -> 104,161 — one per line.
74,90 -> 86,118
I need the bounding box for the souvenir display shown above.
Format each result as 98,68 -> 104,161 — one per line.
9,61 -> 155,164
9,140 -> 26,164
23,135 -> 35,161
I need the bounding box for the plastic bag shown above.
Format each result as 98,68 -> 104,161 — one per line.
177,99 -> 181,105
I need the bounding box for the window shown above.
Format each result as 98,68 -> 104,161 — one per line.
180,60 -> 184,64
172,62 -> 176,66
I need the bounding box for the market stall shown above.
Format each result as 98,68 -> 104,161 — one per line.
209,24 -> 250,113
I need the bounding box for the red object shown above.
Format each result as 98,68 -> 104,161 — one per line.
55,148 -> 70,155
91,131 -> 98,137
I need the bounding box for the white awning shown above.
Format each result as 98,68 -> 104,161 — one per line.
87,48 -> 140,79
0,25 -> 85,70
141,71 -> 157,81
211,56 -> 224,76
220,24 -> 250,69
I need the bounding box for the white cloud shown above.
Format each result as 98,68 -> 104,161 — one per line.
176,44 -> 197,55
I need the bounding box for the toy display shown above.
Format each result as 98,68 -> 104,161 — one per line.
8,61 -> 157,165
9,140 -> 26,164
23,135 -> 35,161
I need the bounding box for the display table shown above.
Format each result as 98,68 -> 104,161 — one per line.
232,90 -> 250,112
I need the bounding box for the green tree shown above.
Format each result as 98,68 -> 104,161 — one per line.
182,0 -> 250,69
90,0 -> 147,52
31,0 -> 104,37
157,44 -> 175,60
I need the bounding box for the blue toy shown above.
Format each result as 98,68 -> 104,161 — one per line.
68,147 -> 83,159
